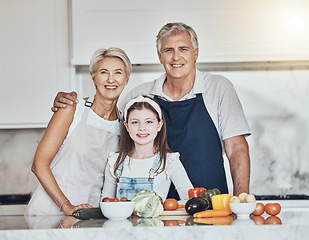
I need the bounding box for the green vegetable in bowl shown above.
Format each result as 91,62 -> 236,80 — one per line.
131,189 -> 164,218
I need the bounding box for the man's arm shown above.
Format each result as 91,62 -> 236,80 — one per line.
223,135 -> 250,196
51,91 -> 79,112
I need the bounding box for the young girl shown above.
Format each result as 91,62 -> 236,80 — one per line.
101,96 -> 193,201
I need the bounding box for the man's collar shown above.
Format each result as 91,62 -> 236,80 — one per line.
191,69 -> 204,95
149,68 -> 204,97
149,73 -> 167,96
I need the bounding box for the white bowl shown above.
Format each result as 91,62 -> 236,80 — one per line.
229,202 -> 257,219
100,201 -> 135,220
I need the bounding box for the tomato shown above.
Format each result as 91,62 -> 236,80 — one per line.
103,197 -> 119,202
265,216 -> 282,225
251,215 -> 265,225
252,202 -> 265,216
265,203 -> 281,216
163,198 -> 178,210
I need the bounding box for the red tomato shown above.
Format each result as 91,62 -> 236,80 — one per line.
252,202 -> 265,216
265,203 -> 281,216
103,197 -> 119,202
163,198 -> 179,210
265,216 -> 282,225
251,215 -> 265,225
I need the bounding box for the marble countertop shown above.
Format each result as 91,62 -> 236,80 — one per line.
0,206 -> 308,240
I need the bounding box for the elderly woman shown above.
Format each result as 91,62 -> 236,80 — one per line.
26,48 -> 131,216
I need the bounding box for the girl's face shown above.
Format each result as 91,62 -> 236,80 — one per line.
92,57 -> 129,101
124,108 -> 163,148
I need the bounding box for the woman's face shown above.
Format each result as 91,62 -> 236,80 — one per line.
92,57 -> 129,101
124,108 -> 163,148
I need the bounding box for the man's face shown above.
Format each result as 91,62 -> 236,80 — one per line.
158,31 -> 198,82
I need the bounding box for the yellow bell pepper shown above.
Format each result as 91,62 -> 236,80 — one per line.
212,194 -> 232,211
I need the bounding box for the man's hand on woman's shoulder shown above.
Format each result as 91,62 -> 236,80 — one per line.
52,91 -> 79,112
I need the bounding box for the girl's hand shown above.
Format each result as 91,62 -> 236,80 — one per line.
62,202 -> 93,216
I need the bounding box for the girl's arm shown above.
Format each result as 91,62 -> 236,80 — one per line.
101,157 -> 117,200
32,104 -> 91,215
168,155 -> 194,201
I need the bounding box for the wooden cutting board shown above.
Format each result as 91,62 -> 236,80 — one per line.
160,208 -> 189,216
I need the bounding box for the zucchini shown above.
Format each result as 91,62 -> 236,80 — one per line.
72,207 -> 104,220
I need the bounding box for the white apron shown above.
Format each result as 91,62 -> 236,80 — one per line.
26,97 -> 120,215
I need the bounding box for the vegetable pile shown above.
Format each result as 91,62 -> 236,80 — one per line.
184,187 -> 232,219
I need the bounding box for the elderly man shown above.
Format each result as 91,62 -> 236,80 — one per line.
53,22 -> 251,198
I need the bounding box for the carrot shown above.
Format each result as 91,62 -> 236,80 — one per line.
178,204 -> 185,208
193,216 -> 234,225
193,209 -> 232,218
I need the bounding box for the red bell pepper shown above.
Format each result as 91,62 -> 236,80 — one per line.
188,187 -> 207,198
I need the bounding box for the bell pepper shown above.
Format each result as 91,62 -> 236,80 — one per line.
188,187 -> 207,198
211,194 -> 232,211
200,188 -> 221,209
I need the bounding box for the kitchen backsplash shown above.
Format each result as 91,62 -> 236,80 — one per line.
0,68 -> 308,196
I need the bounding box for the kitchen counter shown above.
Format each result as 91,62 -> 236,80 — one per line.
1,205 -> 309,240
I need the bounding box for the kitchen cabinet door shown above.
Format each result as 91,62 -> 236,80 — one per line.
71,0 -> 309,65
0,0 -> 70,128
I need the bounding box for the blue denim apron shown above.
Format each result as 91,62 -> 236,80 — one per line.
154,94 -> 228,200
115,154 -> 161,200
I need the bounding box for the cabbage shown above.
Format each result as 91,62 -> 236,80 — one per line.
131,189 -> 164,218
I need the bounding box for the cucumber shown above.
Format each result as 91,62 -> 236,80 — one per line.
72,207 -> 104,220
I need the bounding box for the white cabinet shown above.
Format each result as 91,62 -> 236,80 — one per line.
71,0 -> 309,65
0,0 -> 70,129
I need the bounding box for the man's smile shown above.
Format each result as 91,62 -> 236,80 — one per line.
171,64 -> 184,68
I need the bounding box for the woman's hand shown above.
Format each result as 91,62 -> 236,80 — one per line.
62,201 -> 93,216
52,91 -> 79,112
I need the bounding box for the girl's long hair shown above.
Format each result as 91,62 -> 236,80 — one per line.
114,97 -> 171,176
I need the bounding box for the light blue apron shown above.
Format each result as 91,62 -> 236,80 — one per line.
115,154 -> 161,200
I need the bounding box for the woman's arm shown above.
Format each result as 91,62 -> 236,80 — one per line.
32,104 -> 91,215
